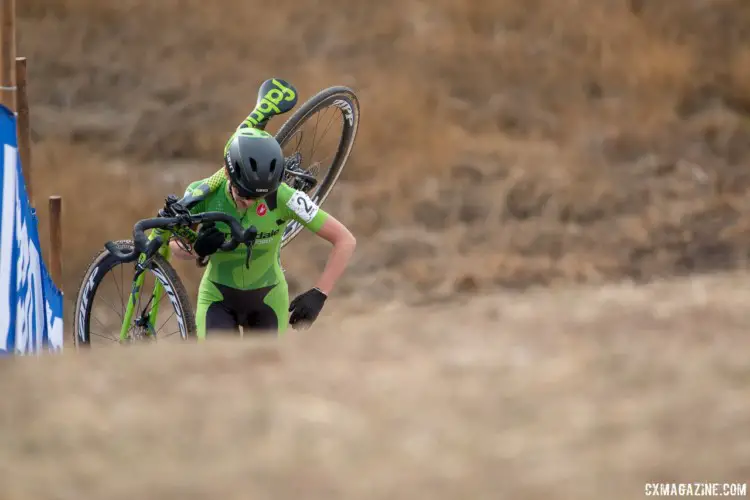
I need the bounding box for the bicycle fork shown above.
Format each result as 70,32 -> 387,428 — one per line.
119,228 -> 171,342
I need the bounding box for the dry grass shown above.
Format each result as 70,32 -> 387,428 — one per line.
1,272 -> 749,499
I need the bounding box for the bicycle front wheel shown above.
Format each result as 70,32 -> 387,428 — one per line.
73,240 -> 197,347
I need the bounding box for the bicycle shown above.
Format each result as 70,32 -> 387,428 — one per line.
72,79 -> 360,346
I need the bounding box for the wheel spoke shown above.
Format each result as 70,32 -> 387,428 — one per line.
91,314 -> 109,330
111,262 -> 126,318
293,130 -> 304,151
155,309 -> 177,336
309,107 -> 323,156
89,331 -> 119,342
310,108 -> 338,162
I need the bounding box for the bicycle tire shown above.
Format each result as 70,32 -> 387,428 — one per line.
73,239 -> 197,347
274,86 -> 360,248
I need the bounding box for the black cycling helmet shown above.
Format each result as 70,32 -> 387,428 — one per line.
223,128 -> 285,198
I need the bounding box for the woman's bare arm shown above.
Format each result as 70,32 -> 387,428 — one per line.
311,215 -> 357,295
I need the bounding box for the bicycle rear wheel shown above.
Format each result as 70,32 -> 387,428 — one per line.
275,86 -> 360,248
73,240 -> 196,347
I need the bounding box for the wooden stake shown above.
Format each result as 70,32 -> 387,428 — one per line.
16,56 -> 30,204
49,196 -> 63,291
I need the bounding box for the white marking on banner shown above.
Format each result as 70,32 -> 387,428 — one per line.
0,145 -> 17,350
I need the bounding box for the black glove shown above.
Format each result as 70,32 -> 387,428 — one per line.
193,222 -> 225,259
289,288 -> 328,329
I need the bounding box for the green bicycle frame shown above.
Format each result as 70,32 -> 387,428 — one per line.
119,225 -> 197,342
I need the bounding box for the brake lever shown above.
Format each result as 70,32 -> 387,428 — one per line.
158,195 -> 178,218
158,195 -> 192,219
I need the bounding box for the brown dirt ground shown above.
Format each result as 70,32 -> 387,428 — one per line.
1,272 -> 749,499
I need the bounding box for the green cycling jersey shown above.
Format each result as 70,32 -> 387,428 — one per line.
183,169 -> 328,290
179,167 -> 328,338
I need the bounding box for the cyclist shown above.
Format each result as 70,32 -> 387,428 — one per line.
168,126 -> 357,339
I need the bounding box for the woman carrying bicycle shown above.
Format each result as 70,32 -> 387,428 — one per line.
169,126 -> 357,338
73,81 -> 360,345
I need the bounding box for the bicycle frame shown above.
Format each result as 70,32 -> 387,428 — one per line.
119,224 -> 197,342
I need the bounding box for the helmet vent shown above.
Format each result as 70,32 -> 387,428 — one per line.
249,158 -> 258,172
269,158 -> 277,172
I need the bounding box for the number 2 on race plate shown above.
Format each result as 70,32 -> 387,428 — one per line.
287,191 -> 319,223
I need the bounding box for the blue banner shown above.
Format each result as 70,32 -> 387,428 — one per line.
0,104 -> 64,354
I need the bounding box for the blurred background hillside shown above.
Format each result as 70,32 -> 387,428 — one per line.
18,0 -> 750,310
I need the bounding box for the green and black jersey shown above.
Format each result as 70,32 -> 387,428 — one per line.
180,168 -> 328,337
183,169 -> 328,290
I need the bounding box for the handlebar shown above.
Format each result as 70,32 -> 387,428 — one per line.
104,211 -> 257,264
